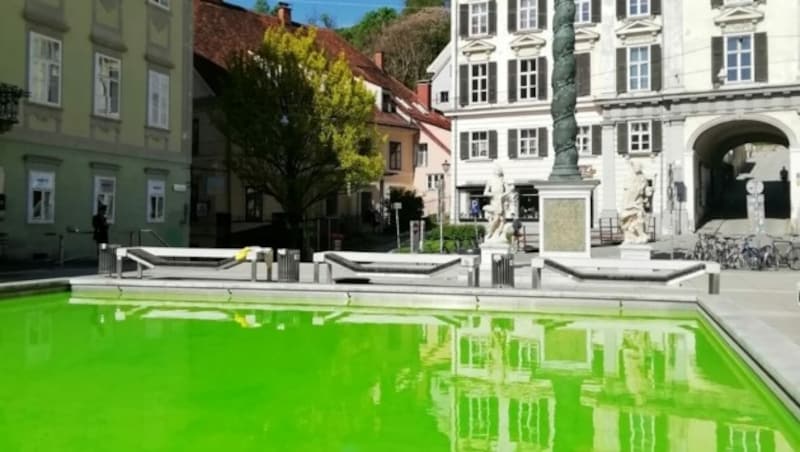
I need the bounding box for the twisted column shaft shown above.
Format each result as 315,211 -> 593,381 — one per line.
549,0 -> 581,181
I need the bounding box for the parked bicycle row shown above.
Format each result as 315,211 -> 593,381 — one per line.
690,234 -> 800,270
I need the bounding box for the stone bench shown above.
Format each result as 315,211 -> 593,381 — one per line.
116,246 -> 273,282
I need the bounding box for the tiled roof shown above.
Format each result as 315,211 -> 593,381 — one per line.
193,0 -> 450,131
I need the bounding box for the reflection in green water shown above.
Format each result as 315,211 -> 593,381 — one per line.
0,293 -> 798,451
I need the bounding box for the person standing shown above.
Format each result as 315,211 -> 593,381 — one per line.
92,205 -> 110,248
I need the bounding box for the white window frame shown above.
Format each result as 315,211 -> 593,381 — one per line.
93,176 -> 117,223
94,53 -> 121,119
628,46 -> 650,92
519,59 -> 538,101
628,0 -> 650,17
470,63 -> 489,104
629,121 -> 652,154
575,0 -> 591,23
28,171 -> 55,224
28,32 -> 62,107
427,173 -> 444,191
577,126 -> 591,155
518,0 -> 538,31
725,34 -> 753,84
147,179 -> 166,223
148,0 -> 170,10
470,131 -> 489,159
519,129 -> 538,157
469,1 -> 489,36
416,143 -> 429,168
147,70 -> 170,130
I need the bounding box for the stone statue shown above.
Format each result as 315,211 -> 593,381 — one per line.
620,158 -> 652,244
549,0 -> 581,181
482,165 -> 516,243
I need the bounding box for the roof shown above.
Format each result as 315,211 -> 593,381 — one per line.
426,41 -> 451,78
193,0 -> 450,131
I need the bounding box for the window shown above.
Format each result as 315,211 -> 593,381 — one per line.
577,126 -> 591,155
94,54 -> 121,118
93,176 -> 116,223
416,143 -> 429,167
518,0 -> 537,30
630,121 -> 651,153
470,2 -> 489,36
439,91 -> 449,103
28,171 -> 55,224
470,63 -> 488,104
459,336 -> 489,367
28,33 -> 62,106
389,142 -> 402,171
519,59 -> 537,100
509,399 -> 547,444
575,0 -> 591,23
147,70 -> 170,129
245,187 -> 262,222
470,131 -> 489,158
149,0 -> 169,9
726,35 -> 753,83
427,173 -> 444,191
147,180 -> 166,223
519,129 -> 538,156
382,92 -> 395,113
518,187 -> 539,220
624,413 -> 656,452
628,46 -> 650,91
628,0 -> 649,17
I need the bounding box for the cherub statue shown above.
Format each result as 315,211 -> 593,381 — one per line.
620,158 -> 653,245
482,164 -> 516,243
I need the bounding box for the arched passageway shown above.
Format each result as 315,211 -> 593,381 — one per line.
692,120 -> 790,230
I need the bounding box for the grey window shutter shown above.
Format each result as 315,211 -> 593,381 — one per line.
616,48 -> 627,94
508,129 -> 518,159
538,128 -> 548,157
538,0 -> 547,29
489,62 -> 498,103
617,123 -> 629,155
652,0 -> 661,15
651,44 -> 662,92
489,1 -> 497,35
508,60 -> 517,103
652,120 -> 662,153
460,132 -> 469,160
591,0 -> 602,23
711,37 -> 724,86
616,0 -> 626,19
591,125 -> 602,155
711,0 -> 723,7
537,57 -> 548,100
459,4 -> 469,38
755,33 -> 768,82
489,131 -> 498,159
576,53 -> 591,97
508,0 -> 517,33
459,64 -> 469,106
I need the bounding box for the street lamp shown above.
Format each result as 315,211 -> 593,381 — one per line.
439,159 -> 451,253
0,83 -> 28,134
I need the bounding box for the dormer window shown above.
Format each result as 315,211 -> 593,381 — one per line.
382,92 -> 395,113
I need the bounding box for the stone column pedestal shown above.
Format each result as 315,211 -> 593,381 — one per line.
619,244 -> 653,260
535,180 -> 600,258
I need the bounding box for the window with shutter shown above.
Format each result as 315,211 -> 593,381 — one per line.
459,4 -> 469,38
518,0 -> 538,30
591,0 -> 602,23
508,0 -> 517,32
711,36 -> 724,86
617,123 -> 629,154
628,46 -> 650,92
576,53 -> 591,97
754,32 -> 768,82
616,48 -> 627,94
575,0 -> 591,24
460,132 -> 469,160
591,125 -> 602,155
725,34 -> 753,83
537,0 -> 547,29
519,129 -> 538,156
576,126 -> 591,155
489,131 -> 498,159
518,59 -> 537,101
651,45 -> 662,92
538,127 -> 548,157
459,65 -> 469,106
508,129 -> 518,159
537,57 -> 548,100
470,2 -> 490,36
94,53 -> 121,118
488,62 -> 498,104
508,60 -> 517,103
652,121 -> 662,153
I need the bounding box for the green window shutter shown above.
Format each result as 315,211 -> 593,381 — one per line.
489,1 -> 497,35
460,132 -> 469,160
617,123 -> 629,155
755,33 -> 768,82
591,0 -> 602,23
592,125 -> 602,155
459,65 -> 469,106
508,129 -> 518,159
616,48 -> 627,94
538,128 -> 548,158
508,59 -> 517,103
652,0 -> 661,15
616,0 -> 626,19
489,62 -> 498,104
652,121 -> 662,153
459,4 -> 469,38
537,0 -> 547,28
508,0 -> 517,33
711,0 -> 723,8
489,131 -> 498,159
651,44 -> 662,92
537,57 -> 548,100
711,37 -> 724,86
577,53 -> 591,97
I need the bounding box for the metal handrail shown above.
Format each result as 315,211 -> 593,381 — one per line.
129,229 -> 170,247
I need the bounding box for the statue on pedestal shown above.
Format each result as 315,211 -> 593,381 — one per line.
620,158 -> 653,245
482,165 -> 516,244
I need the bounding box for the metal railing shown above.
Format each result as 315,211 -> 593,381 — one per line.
128,229 -> 170,247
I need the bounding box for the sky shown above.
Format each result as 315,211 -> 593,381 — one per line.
227,0 -> 405,27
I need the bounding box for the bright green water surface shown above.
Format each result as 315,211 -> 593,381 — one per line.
1,293 -> 798,451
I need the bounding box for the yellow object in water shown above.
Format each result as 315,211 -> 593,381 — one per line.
233,313 -> 249,328
234,247 -> 250,262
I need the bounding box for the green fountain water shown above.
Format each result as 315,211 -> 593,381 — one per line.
0,292 -> 797,451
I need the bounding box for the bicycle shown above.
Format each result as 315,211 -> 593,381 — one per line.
769,237 -> 800,270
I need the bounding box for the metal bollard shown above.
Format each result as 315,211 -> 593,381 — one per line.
531,266 -> 542,289
708,273 -> 720,295
278,248 -> 301,282
97,243 -> 120,276
491,253 -> 515,288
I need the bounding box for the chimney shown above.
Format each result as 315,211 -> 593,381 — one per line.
373,51 -> 384,70
416,80 -> 431,110
277,2 -> 291,25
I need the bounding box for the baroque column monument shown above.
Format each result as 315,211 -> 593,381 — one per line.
535,0 -> 599,258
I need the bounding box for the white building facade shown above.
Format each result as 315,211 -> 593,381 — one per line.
442,0 -> 800,234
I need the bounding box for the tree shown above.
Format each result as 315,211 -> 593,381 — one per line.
215,28 -> 384,251
252,0 -> 270,13
337,7 -> 398,51
369,7 -> 450,86
403,0 -> 445,14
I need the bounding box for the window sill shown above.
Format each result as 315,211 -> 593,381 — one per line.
27,220 -> 55,225
629,152 -> 655,156
146,220 -> 166,224
27,100 -> 62,111
514,156 -> 546,160
146,125 -> 170,133
464,33 -> 493,40
147,1 -> 171,13
92,113 -> 121,123
466,158 -> 492,162
513,28 -> 545,35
